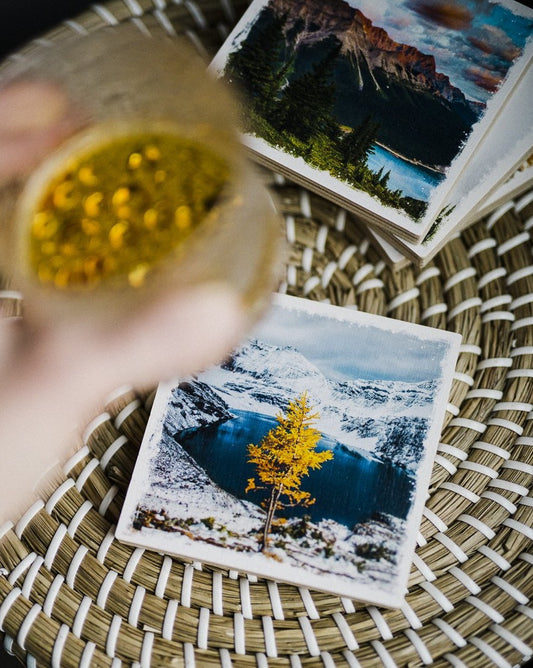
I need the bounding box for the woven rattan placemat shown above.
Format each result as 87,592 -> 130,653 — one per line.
0,2 -> 532,666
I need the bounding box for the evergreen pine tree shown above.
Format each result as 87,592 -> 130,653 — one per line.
340,114 -> 380,167
246,392 -> 333,550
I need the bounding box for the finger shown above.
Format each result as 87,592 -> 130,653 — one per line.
0,81 -> 83,183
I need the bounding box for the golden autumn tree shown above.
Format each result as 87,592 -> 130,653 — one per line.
246,392 -> 333,550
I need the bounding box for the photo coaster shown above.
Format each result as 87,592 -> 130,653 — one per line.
210,0 -> 532,244
116,295 -> 461,608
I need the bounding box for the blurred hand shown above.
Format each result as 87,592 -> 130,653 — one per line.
0,82 -> 248,525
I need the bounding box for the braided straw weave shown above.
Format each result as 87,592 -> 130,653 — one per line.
0,1 -> 532,666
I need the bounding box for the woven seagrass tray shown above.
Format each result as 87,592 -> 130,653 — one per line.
1,2 -> 532,666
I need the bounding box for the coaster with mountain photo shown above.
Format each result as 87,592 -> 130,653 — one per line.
116,294 -> 461,607
209,0 -> 532,245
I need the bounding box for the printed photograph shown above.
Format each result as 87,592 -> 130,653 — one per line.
117,295 -> 461,606
211,0 -> 532,239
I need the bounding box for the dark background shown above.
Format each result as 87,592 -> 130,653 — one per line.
0,1 -> 532,667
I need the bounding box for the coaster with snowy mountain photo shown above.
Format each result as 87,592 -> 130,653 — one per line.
116,294 -> 461,607
210,0 -> 532,244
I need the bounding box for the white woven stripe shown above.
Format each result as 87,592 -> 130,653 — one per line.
66,545 -> 89,588
302,247 -> 314,272
15,501 -> 45,539
100,435 -> 128,471
335,208 -> 346,231
440,482 -> 480,503
477,544 -> 511,571
491,623 -> 532,659
51,623 -> 69,668
342,597 -> 356,614
212,571 -> 223,616
128,586 -> 146,627
449,567 -> 481,595
0,587 -> 22,631
468,238 -> 497,257
423,505 -> 448,532
503,459 -> 533,475
338,245 -> 357,269
140,631 -> 155,668
0,289 -> 23,299
447,297 -> 482,320
262,616 -> 278,657
507,369 -> 533,379
457,514 -> 495,539
123,0 -> 143,15
370,639 -> 398,668
67,500 -> 93,538
516,436 -> 533,446
267,580 -> 284,620
412,553 -> 436,582
498,231 -> 530,256
511,316 -> 533,332
124,547 -> 145,583
471,441 -> 510,459
99,485 -> 119,516
465,388 -> 503,400
234,612 -> 245,654
321,261 -> 338,288
181,564 -> 194,607
8,553 -> 37,586
332,611 -> 358,649
486,201 -> 515,229
491,576 -> 528,604
44,525 -> 68,570
63,446 -> 90,474
43,575 -> 64,617
219,648 -> 233,668
503,518 -> 533,541
75,458 -> 100,491
17,604 -> 41,650
400,601 -> 422,630
316,225 -> 328,253
511,293 -> 533,310
106,615 -> 122,658
342,649 -> 362,667
404,628 -> 432,665
3,634 -> 14,655
239,578 -> 253,619
367,606 -> 393,640
185,0 -> 207,29
357,278 -> 385,293
81,411 -> 111,444
162,599 -> 178,641
448,417 -> 487,432
96,526 -> 116,564
444,268 -> 477,291
435,534 -> 468,563
114,399 -> 141,428
351,264 -> 374,285
256,652 -> 268,668
480,295 -> 511,311
469,637 -> 511,668
290,654 -> 303,667
477,356 -> 513,370
480,491 -> 517,514
432,618 -> 466,648
299,189 -> 311,217
303,276 -> 320,295
298,616 -> 320,656
92,3 -> 119,24
387,288 -> 420,313
97,571 -> 118,609
416,266 -> 441,284
489,478 -> 529,495
419,582 -> 454,612
21,555 -> 44,599
299,587 -> 319,619
197,607 -> 210,650
433,455 -> 457,474
72,596 -> 92,638
465,596 -> 504,623
487,417 -> 524,435
458,460 -> 498,478
421,303 -> 447,320
460,344 -> 482,355
285,215 -> 295,243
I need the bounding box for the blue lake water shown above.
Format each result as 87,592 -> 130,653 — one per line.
367,144 -> 445,202
177,409 -> 414,528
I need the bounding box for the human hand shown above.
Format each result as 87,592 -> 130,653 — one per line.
0,82 -> 248,525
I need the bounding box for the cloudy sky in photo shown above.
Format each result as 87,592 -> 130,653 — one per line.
346,0 -> 532,103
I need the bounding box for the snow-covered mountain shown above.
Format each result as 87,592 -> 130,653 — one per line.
194,338 -> 434,470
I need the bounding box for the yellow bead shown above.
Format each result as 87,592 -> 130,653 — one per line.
154,170 -> 167,183
144,145 -> 161,161
32,212 -> 58,239
81,218 -> 100,236
112,187 -> 131,207
144,208 -> 159,229
109,221 -> 129,248
128,263 -> 149,288
128,152 -> 143,169
78,166 -> 98,186
52,181 -> 76,209
175,205 -> 192,230
83,192 -> 104,217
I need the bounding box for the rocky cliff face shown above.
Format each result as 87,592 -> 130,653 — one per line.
263,0 -> 482,166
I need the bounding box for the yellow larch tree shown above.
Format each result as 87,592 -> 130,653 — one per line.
246,391 -> 333,550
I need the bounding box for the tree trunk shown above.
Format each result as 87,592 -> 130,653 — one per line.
260,484 -> 283,550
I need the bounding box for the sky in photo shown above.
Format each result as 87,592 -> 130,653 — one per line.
347,0 -> 532,103
251,302 -> 453,383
